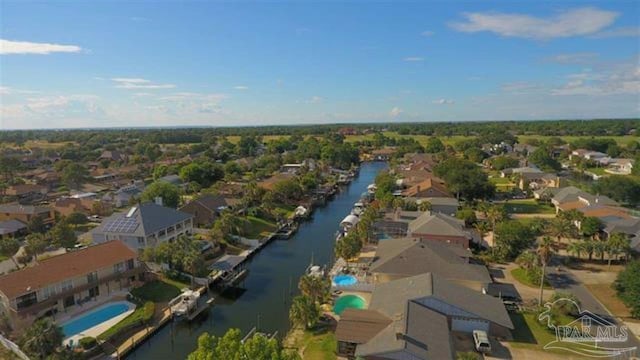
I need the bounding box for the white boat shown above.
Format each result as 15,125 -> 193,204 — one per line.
169,289 -> 200,318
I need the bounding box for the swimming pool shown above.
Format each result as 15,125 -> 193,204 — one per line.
333,295 -> 366,315
333,274 -> 357,287
62,302 -> 132,337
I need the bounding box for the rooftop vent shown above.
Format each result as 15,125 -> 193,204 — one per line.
126,206 -> 137,218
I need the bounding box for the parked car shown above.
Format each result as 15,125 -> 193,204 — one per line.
473,330 -> 491,354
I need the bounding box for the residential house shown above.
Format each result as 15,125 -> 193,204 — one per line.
605,158 -> 635,175
53,197 -> 96,217
158,174 -> 183,187
401,197 -> 459,216
369,238 -> 492,291
551,186 -> 618,214
371,148 -> 396,161
408,212 -> 478,248
401,178 -> 450,198
180,194 -> 240,227
603,217 -> 640,252
335,273 -> 514,359
0,241 -> 144,332
91,202 -> 194,251
3,184 -> 48,204
518,172 -> 562,191
0,219 -> 27,240
0,204 -> 55,226
105,181 -> 145,208
98,150 -> 128,163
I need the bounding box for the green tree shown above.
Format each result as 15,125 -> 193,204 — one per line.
25,233 -> 47,262
65,212 -> 88,225
289,295 -> 320,329
20,318 -> 64,359
537,237 -> 556,305
494,221 -> 535,261
335,232 -> 362,260
188,328 -> 299,360
424,137 -> 445,153
0,237 -> 21,269
50,221 -> 77,248
614,260 -> 640,318
607,233 -> 631,267
455,208 -> 477,227
580,217 -> 602,239
61,163 -> 89,189
490,156 -> 519,170
298,275 -> 330,304
141,181 -> 180,208
152,165 -> 169,180
434,158 -> 495,200
592,176 -> 640,206
27,216 -> 46,234
528,147 -> 561,172
547,217 -> 575,245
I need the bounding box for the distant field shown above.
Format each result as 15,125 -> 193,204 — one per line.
22,140 -> 77,149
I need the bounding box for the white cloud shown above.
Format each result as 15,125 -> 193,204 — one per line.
449,7 -> 618,39
389,106 -> 403,117
590,26 -> 640,38
403,57 -> 424,62
432,99 -> 455,105
0,39 -> 82,55
306,96 -> 324,104
111,78 -> 175,89
545,53 -> 599,64
501,82 -> 543,93
132,92 -> 154,97
552,62 -> 640,96
234,85 -> 249,90
0,86 -> 40,95
421,30 -> 435,37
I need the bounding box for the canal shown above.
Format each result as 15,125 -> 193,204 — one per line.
129,161 -> 387,359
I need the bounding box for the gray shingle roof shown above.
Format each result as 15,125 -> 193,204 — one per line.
370,238 -> 491,284
94,202 -> 192,237
0,219 -> 27,235
408,212 -> 469,237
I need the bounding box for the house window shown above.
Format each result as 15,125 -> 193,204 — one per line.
63,295 -> 75,308
137,237 -> 144,245
16,292 -> 37,310
89,286 -> 99,298
61,279 -> 73,292
42,285 -> 57,300
126,259 -> 135,270
114,262 -> 125,273
87,271 -> 98,284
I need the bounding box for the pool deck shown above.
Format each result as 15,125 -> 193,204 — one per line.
61,300 -> 136,346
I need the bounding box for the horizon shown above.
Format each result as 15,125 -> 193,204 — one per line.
1,1 -> 639,130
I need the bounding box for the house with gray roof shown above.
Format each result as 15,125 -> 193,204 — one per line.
551,186 -> 619,213
91,202 -> 193,251
0,219 -> 27,239
335,273 -> 513,359
408,212 -> 478,248
370,238 -> 491,291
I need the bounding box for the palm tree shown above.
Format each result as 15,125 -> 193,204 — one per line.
0,237 -> 21,269
537,236 -> 556,305
486,205 -> 507,232
593,240 -> 607,263
289,295 -> 320,329
567,241 -> 585,260
418,200 -> 432,212
20,318 -> 63,359
547,217 -> 575,246
516,251 -> 537,271
583,240 -> 596,261
606,233 -> 630,267
298,275 -> 330,304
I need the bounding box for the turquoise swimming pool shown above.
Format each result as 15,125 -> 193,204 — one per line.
62,302 -> 131,337
333,274 -> 357,287
333,295 -> 366,315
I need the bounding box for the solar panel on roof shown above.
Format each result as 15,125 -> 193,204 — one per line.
103,217 -> 139,233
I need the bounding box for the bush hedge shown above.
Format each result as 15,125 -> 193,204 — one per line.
79,336 -> 97,350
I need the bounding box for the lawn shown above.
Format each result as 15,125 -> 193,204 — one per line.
97,305 -> 148,341
586,167 -> 607,176
511,268 -> 552,289
503,199 -> 555,214
130,279 -> 184,303
242,216 -> 277,239
510,312 -> 593,354
302,331 -> 337,360
584,283 -> 633,318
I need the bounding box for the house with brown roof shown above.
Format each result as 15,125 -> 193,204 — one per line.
53,197 -> 95,217
0,204 -> 55,226
0,241 -> 144,332
401,178 -> 450,198
335,273 -> 513,359
3,184 -> 48,204
98,150 -> 128,163
180,194 -> 240,227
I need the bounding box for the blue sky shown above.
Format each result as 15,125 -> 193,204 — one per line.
1,1 -> 639,129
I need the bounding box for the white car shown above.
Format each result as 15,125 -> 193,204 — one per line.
473,330 -> 491,354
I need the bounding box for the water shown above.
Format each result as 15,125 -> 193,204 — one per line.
130,161 -> 387,360
62,302 -> 130,337
333,295 -> 366,316
332,274 -> 358,287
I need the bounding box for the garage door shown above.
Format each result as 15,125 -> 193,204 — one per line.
451,318 -> 489,333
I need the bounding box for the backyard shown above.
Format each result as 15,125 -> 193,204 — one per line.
503,199 -> 555,214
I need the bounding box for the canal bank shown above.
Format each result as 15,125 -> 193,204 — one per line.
128,161 -> 387,360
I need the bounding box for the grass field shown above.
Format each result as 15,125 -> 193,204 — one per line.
243,216 -> 277,239
503,199 -> 555,214
130,279 -> 184,303
510,312 -> 593,353
511,268 -> 552,289
302,331 -> 337,360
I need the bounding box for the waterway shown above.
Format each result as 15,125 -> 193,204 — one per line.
129,161 -> 387,360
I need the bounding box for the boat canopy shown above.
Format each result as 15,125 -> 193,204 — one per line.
340,214 -> 360,228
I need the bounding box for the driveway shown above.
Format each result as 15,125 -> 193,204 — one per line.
546,262 -> 640,356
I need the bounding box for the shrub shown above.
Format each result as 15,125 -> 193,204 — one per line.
79,336 -> 97,350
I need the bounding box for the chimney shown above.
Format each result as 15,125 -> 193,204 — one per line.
154,196 -> 163,206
